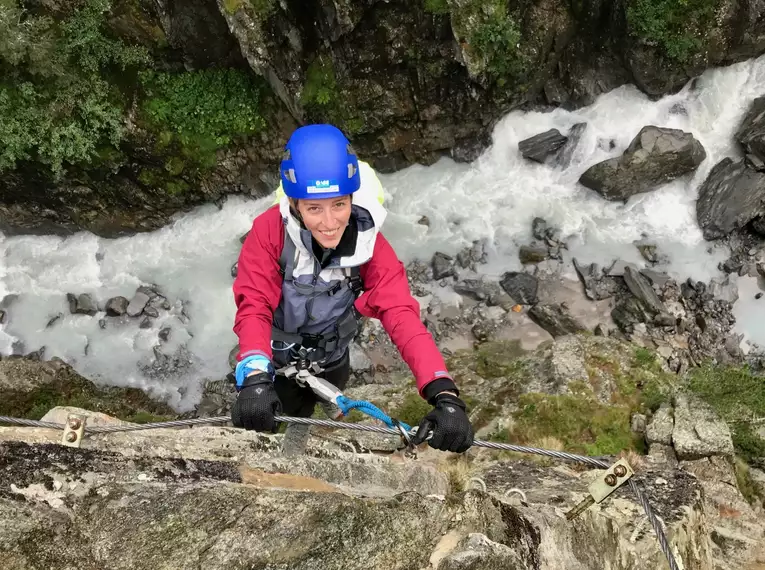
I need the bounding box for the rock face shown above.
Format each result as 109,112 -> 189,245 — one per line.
696,158 -> 765,240
580,126 -> 707,200
0,415 -> 717,570
3,1 -> 765,235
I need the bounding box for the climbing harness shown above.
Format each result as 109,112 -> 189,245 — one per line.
0,365 -> 681,570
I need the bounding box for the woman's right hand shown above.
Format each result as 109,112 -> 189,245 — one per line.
231,373 -> 283,432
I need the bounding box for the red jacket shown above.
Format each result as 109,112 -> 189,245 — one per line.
233,205 -> 453,398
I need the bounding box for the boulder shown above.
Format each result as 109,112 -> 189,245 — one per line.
499,272 -> 538,305
66,293 -> 98,316
527,304 -> 587,337
623,266 -> 665,314
105,296 -> 129,316
672,394 -> 735,460
432,252 -> 455,280
696,158 -> 765,240
735,95 -> 765,164
518,244 -> 548,264
126,291 -> 151,317
518,129 -> 568,163
579,126 -> 706,200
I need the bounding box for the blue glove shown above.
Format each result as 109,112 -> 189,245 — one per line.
235,354 -> 274,390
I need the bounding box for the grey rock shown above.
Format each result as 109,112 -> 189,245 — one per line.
672,394 -> 734,459
555,122 -> 588,168
573,259 -> 620,300
139,317 -> 153,329
143,306 -> 160,318
518,128 -> 568,163
518,244 -> 548,264
640,269 -> 671,288
105,296 -> 129,317
611,296 -> 652,333
580,126 -> 707,200
527,304 -> 587,337
499,272 -> 538,305
696,158 -> 765,240
67,293 -> 98,316
735,95 -> 765,164
646,404 -> 674,446
127,292 -> 151,317
708,274 -> 739,304
631,413 -> 647,435
432,252 -> 455,280
532,217 -> 548,240
623,266 -> 665,314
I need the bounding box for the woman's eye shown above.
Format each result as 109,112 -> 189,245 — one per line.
308,207 -> 320,213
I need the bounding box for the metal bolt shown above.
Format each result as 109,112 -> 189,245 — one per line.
65,432 -> 78,443
68,418 -> 82,430
614,465 -> 627,478
605,474 -> 617,487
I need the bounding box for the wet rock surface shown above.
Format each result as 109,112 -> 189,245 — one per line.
579,126 -> 707,201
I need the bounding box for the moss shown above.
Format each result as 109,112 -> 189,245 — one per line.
299,54 -> 367,136
450,0 -> 528,84
626,0 -> 721,63
734,457 -> 765,507
223,0 -> 245,14
493,387 -> 643,456
389,392 -> 432,427
1,367 -> 177,422
424,0 -> 449,15
469,340 -> 528,379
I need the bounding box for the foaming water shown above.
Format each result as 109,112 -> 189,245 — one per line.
2,57 -> 765,409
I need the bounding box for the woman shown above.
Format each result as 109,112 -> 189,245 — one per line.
231,124 -> 474,454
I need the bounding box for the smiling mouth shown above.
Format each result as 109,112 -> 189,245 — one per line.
319,229 -> 339,238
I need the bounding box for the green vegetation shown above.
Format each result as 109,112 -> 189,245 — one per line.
686,364 -> 765,462
1,366 -> 176,422
300,55 -> 364,135
424,0 -> 449,15
448,0 -> 526,84
0,0 -> 266,189
0,0 -> 149,177
490,381 -> 646,456
390,392 -> 432,427
626,0 -> 721,62
138,68 -> 265,172
224,0 -> 276,18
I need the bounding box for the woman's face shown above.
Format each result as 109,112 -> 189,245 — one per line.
295,195 -> 352,248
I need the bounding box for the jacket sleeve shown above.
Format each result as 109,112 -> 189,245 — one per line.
357,233 -> 459,401
232,207 -> 284,362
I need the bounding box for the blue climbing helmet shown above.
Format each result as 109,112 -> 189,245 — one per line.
280,124 -> 361,200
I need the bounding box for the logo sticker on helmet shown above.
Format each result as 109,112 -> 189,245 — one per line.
307,179 -> 340,194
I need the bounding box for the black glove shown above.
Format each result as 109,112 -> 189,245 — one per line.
231,373 -> 282,432
412,393 -> 474,453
